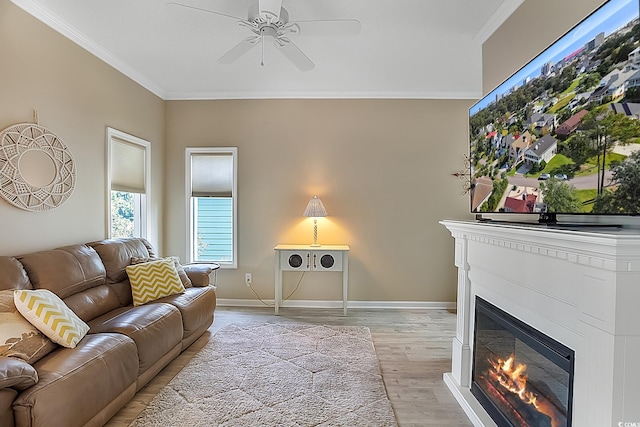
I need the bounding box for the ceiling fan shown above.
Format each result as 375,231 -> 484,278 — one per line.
167,0 -> 361,71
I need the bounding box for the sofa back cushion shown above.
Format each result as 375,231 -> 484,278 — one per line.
18,245 -> 105,298
17,245 -> 120,322
0,257 -> 31,291
88,238 -> 156,283
88,238 -> 158,307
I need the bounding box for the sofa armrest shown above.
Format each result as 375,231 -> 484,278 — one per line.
183,264 -> 219,287
0,388 -> 17,427
0,357 -> 38,391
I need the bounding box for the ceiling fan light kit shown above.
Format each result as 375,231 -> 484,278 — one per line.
168,0 -> 360,72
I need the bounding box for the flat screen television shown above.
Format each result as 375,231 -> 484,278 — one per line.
469,0 -> 640,224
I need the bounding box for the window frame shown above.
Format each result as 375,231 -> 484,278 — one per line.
106,127 -> 151,239
185,147 -> 238,268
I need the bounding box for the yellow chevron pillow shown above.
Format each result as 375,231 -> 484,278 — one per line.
0,290 -> 57,363
14,289 -> 90,349
126,257 -> 185,306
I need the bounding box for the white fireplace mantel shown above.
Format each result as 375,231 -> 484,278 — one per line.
441,220 -> 640,427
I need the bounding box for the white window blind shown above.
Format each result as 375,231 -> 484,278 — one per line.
111,137 -> 146,193
191,153 -> 233,197
186,147 -> 237,267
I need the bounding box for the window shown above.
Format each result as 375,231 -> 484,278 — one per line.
107,128 -> 150,239
186,147 -> 237,267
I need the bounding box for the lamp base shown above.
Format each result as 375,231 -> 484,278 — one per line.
310,219 -> 321,247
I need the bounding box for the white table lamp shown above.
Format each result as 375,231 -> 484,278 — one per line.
303,195 -> 328,247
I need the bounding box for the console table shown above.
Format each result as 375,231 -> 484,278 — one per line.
274,244 -> 350,315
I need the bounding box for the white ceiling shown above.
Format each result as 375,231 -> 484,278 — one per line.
11,0 -> 523,100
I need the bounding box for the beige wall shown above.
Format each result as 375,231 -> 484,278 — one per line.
0,0 -> 628,301
0,0 -> 165,255
1,0 -> 472,304
165,100 -> 471,302
4,0 -> 606,303
483,0 -> 606,93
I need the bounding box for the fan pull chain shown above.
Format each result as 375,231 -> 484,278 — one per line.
260,34 -> 265,66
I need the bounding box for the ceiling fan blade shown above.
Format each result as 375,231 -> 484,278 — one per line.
259,0 -> 282,20
294,19 -> 361,36
275,39 -> 314,72
166,2 -> 244,21
218,37 -> 260,64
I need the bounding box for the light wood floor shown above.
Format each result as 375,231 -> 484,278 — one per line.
105,307 -> 473,427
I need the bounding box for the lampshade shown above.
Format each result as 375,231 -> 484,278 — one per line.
303,196 -> 328,218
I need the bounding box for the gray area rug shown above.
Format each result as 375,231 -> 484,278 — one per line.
131,323 -> 397,426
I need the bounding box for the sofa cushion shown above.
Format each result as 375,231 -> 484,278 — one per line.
88,238 -> 156,284
154,286 -> 216,340
17,245 -> 106,299
12,333 -> 138,427
0,257 -> 31,292
17,245 -> 122,324
62,283 -> 123,323
88,303 -> 183,375
0,356 -> 38,390
131,256 -> 192,288
0,290 -> 57,363
14,289 -> 90,348
126,258 -> 185,306
88,238 -> 169,308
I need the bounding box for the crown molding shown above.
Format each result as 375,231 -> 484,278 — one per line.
163,89 -> 484,101
10,0 -> 167,99
11,0 -> 485,102
472,0 -> 525,44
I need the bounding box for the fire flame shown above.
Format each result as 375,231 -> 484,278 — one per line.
487,354 -> 565,427
489,354 -> 538,407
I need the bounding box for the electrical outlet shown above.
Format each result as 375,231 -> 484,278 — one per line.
245,273 -> 252,286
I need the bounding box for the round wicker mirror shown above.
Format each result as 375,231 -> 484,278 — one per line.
0,123 -> 76,211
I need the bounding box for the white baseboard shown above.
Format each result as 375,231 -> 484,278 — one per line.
217,298 -> 456,310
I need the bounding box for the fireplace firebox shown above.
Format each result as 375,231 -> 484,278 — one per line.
472,297 -> 575,427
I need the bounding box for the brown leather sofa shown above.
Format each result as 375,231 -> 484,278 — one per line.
0,238 -> 217,427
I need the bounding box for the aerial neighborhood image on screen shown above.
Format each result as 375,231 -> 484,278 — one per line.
470,0 -> 640,216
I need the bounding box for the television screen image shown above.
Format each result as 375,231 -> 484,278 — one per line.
470,0 -> 640,220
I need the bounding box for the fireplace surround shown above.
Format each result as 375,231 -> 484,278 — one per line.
472,297 -> 574,427
441,220 -> 640,427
